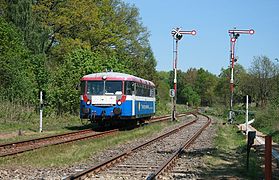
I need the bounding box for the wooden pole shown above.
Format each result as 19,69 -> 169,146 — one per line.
265,135 -> 272,180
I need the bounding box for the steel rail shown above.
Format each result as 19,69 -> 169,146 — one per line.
0,129 -> 94,148
0,113 -> 190,157
149,112 -> 193,123
66,113 -> 198,180
0,129 -> 118,157
0,113 -> 189,149
147,112 -> 211,179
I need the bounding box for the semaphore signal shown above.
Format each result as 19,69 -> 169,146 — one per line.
228,28 -> 254,123
171,27 -> 196,121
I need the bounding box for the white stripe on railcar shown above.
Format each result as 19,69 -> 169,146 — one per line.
125,95 -> 155,101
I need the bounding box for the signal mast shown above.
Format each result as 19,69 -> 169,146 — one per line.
228,28 -> 254,123
171,28 -> 196,121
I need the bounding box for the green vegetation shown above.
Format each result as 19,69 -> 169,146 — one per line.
205,104 -> 279,144
0,1 -> 278,178
1,1 -> 278,137
0,0 -> 157,116
202,117 -> 263,179
0,121 -> 178,167
254,105 -> 279,142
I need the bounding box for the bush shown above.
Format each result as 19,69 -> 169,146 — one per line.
254,105 -> 279,142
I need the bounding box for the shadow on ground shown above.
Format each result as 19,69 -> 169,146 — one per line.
178,146 -> 266,179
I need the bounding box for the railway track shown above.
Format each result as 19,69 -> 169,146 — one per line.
0,113 -> 190,157
0,129 -> 118,157
66,112 -> 211,179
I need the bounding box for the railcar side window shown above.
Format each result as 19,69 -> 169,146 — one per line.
125,82 -> 155,97
125,81 -> 133,95
150,88 -> 155,97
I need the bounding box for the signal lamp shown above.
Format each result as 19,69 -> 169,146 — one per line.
191,30 -> 197,35
249,29 -> 255,34
234,33 -> 240,39
117,101 -> 122,106
176,33 -> 183,40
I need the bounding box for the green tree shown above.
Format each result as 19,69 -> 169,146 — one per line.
1,0 -> 157,115
215,64 -> 246,106
181,85 -> 200,106
47,48 -> 128,114
156,71 -> 171,103
215,67 -> 230,106
5,0 -> 49,54
0,17 -> 36,102
247,56 -> 278,107
194,68 -> 217,106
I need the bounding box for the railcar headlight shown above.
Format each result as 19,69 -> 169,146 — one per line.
86,100 -> 91,105
117,101 -> 122,106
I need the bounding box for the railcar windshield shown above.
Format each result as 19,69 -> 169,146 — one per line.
86,81 -> 122,95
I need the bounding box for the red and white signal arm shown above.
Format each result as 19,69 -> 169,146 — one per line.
228,29 -> 255,35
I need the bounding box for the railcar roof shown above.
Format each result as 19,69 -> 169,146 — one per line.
81,72 -> 155,87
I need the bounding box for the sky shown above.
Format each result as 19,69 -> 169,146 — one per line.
123,0 -> 279,75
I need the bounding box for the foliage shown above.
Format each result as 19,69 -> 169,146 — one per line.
46,48 -> 129,114
5,0 -> 49,54
156,71 -> 171,103
194,68 -> 218,106
246,56 -> 278,107
0,17 -> 36,102
253,105 -> 279,142
1,0 -> 279,144
169,68 -> 217,106
181,85 -> 200,106
0,0 -> 157,116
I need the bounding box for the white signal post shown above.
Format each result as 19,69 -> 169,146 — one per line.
171,27 -> 196,121
228,29 -> 254,123
39,91 -> 43,132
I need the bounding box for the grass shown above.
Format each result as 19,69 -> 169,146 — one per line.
253,105 -> 279,143
0,102 -> 265,179
0,120 -> 178,168
201,115 -> 263,179
204,104 -> 279,144
0,100 -> 92,144
0,114 -> 83,144
0,100 -> 191,168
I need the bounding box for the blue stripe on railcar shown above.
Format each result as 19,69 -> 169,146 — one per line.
120,100 -> 132,116
80,99 -> 155,119
80,100 -> 133,118
135,100 -> 155,116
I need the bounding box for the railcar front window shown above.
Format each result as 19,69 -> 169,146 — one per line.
87,81 -> 104,95
86,81 -> 122,95
105,81 -> 122,94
